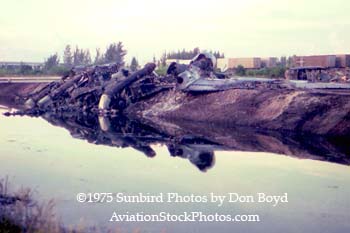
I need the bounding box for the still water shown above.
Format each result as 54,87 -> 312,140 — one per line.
0,106 -> 349,233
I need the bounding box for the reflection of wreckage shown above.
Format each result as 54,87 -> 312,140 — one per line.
43,113 -> 217,172
35,112 -> 350,172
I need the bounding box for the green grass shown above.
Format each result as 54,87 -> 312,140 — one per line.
0,177 -> 117,233
245,66 -> 286,78
0,177 -> 62,233
0,66 -> 70,77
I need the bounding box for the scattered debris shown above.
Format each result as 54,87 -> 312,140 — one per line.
5,52 -> 350,121
286,67 -> 350,82
21,63 -> 174,115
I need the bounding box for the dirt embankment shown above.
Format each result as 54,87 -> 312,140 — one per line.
2,82 -> 350,137
0,83 -> 45,107
130,88 -> 350,136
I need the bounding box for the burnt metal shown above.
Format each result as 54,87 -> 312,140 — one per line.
16,52 -> 350,117
21,62 -> 174,115
104,63 -> 156,96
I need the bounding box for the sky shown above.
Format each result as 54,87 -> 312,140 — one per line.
1,0 -> 350,64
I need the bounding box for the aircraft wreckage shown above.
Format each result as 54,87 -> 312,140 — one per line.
17,52 -> 350,116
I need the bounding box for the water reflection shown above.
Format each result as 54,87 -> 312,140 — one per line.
33,112 -> 350,171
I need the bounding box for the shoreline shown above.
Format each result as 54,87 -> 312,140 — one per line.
127,88 -> 350,136
2,82 -> 350,137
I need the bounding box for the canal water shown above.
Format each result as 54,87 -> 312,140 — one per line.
0,106 -> 349,233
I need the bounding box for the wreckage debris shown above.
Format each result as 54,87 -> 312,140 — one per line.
21,62 -> 174,115
24,63 -> 120,111
98,63 -> 157,113
18,52 -> 227,115
20,52 -> 258,116
8,52 -> 350,118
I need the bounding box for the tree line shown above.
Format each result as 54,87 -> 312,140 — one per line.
0,42 -> 129,76
156,48 -> 225,69
43,42 -> 127,75
2,46 -> 295,78
165,48 -> 224,60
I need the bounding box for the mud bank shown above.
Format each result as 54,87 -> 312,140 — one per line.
2,82 -> 350,137
0,83 -> 45,107
128,88 -> 350,136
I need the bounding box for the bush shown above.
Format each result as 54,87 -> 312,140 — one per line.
0,177 -> 114,233
245,66 -> 286,78
0,68 -> 8,77
45,66 -> 70,76
268,66 -> 286,78
235,65 -> 246,76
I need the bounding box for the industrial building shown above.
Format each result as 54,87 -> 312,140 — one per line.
291,55 -> 336,68
217,54 -> 350,72
261,57 -> 278,68
336,54 -> 350,68
0,61 -> 43,70
217,57 -> 263,71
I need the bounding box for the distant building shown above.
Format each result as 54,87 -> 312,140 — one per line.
217,57 -> 263,71
335,54 -> 350,68
261,57 -> 278,68
168,54 -> 350,73
291,55 -> 336,68
280,57 -> 287,67
228,57 -> 262,69
0,61 -> 43,70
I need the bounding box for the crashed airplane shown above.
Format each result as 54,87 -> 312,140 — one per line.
17,52 -> 350,116
3,52 -> 349,138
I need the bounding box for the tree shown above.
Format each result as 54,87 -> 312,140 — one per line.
160,52 -> 167,67
94,48 -> 104,65
44,53 -> 60,71
280,56 -> 287,67
287,56 -> 293,67
19,62 -> 33,75
130,57 -> 139,71
63,45 -> 73,68
115,42 -> 127,66
78,49 -> 85,65
104,42 -> 127,66
71,46 -> 92,66
73,46 -> 82,66
235,65 -> 246,76
165,48 -> 223,60
83,49 -> 92,65
104,44 -> 116,63
193,47 -> 200,56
